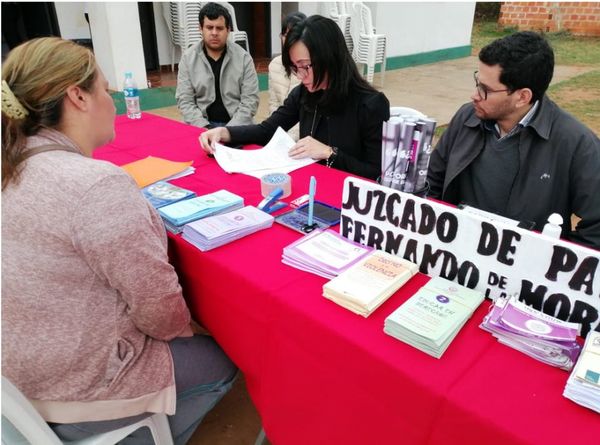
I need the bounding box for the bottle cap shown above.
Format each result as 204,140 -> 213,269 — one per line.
548,213 -> 563,226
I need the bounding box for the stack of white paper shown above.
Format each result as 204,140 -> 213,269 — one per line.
564,331 -> 600,413
282,229 -> 374,279
385,277 -> 485,358
158,189 -> 244,234
182,206 -> 274,251
323,251 -> 419,317
480,296 -> 581,370
213,127 -> 316,178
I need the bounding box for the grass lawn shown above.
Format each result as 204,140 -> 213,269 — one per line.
471,20 -> 600,135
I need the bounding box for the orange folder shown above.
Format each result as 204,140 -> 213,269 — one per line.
121,156 -> 194,188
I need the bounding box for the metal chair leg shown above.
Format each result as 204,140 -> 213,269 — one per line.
254,426 -> 267,445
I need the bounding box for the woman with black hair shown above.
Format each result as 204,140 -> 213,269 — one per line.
200,15 -> 390,180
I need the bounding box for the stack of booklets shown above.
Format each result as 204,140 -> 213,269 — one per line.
480,296 -> 581,370
182,206 -> 274,251
384,277 -> 485,358
322,251 -> 418,317
564,331 -> 600,413
142,181 -> 196,209
158,190 -> 243,234
282,229 -> 374,279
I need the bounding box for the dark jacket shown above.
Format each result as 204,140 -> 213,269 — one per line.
227,84 -> 390,180
428,96 -> 600,249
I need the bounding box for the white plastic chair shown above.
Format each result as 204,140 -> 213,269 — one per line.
350,2 -> 387,87
163,2 -> 203,71
329,2 -> 353,54
390,106 -> 427,119
221,2 -> 250,52
1,376 -> 174,445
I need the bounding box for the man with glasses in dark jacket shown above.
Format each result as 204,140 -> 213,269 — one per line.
428,31 -> 600,249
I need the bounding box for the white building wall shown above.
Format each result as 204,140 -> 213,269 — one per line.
374,2 -> 475,56
87,2 -> 147,91
53,2 -> 476,77
153,2 -> 180,68
54,2 -> 90,40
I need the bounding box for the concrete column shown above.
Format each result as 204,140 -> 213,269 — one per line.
87,2 -> 147,91
270,2 -> 282,56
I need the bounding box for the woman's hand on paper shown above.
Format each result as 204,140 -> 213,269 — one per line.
199,127 -> 231,155
289,136 -> 332,161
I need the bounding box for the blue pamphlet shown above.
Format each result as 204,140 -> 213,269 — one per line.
142,181 -> 196,208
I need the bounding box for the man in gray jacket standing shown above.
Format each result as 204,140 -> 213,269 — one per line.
428,31 -> 600,249
176,2 -> 259,128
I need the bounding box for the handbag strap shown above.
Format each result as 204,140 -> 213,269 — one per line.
23,144 -> 79,160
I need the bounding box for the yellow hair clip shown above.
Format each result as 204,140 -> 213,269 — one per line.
1,80 -> 29,120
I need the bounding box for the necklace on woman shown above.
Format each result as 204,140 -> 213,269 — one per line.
310,105 -> 318,136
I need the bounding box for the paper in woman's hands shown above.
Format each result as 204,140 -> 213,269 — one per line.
213,127 -> 317,178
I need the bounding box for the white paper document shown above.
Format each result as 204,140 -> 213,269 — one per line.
213,127 -> 317,178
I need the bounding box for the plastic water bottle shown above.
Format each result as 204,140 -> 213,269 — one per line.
123,72 -> 141,119
541,213 -> 563,239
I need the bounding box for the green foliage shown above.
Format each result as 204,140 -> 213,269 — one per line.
474,2 -> 501,21
472,20 -> 600,66
549,70 -> 600,134
470,21 -> 513,53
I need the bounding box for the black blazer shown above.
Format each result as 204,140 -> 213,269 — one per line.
228,85 -> 390,180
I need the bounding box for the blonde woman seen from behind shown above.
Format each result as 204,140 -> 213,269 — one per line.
1,37 -> 236,445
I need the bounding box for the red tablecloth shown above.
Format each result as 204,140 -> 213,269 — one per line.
96,113 -> 599,445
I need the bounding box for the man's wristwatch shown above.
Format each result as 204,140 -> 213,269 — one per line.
326,146 -> 338,168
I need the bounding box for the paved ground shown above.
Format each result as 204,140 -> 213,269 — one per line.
149,55 -> 593,445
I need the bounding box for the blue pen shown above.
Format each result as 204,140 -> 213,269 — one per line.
307,176 -> 316,226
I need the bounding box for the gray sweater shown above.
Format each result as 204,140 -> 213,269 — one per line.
1,130 -> 191,422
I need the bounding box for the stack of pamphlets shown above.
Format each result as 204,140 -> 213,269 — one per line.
384,277 -> 485,358
182,206 -> 274,251
158,190 -> 243,234
142,181 -> 196,209
380,113 -> 436,193
480,296 -> 581,370
564,331 -> 600,413
322,251 -> 418,317
282,229 -> 374,279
